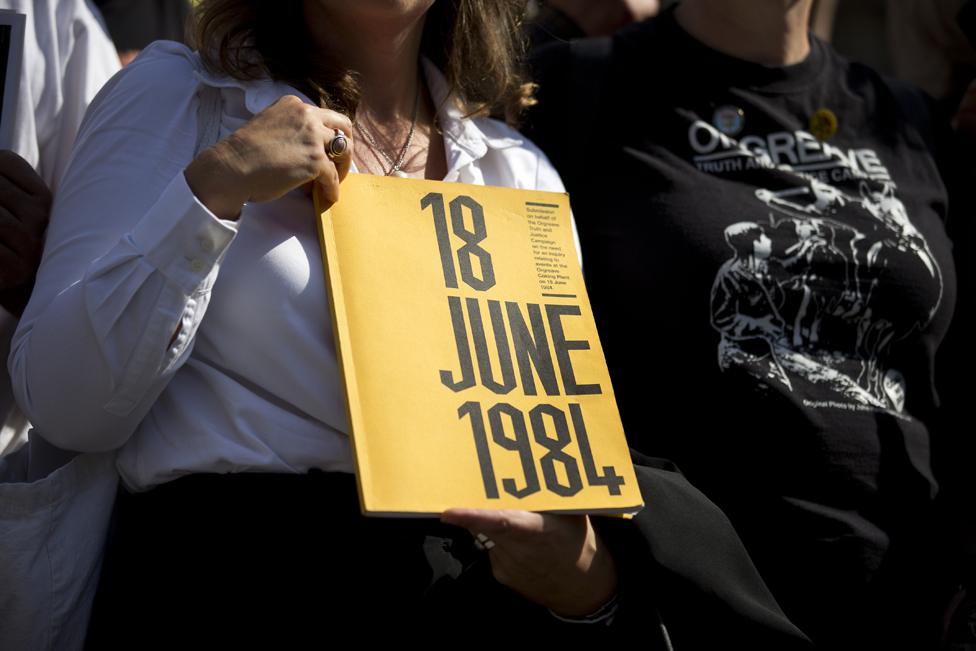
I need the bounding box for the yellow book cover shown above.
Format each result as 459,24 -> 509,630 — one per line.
316,175 -> 642,516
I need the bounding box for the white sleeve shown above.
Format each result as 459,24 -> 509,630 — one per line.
43,0 -> 123,190
5,0 -> 121,189
8,44 -> 238,452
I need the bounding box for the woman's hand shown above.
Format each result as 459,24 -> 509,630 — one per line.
184,95 -> 353,220
441,508 -> 618,617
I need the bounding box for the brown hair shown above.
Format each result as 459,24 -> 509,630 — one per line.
190,0 -> 535,124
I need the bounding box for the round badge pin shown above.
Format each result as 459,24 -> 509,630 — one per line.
713,105 -> 745,136
809,108 -> 838,141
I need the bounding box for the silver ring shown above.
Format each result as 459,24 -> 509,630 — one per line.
327,128 -> 348,160
474,532 -> 495,551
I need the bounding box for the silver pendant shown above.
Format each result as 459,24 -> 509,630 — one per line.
392,170 -> 409,178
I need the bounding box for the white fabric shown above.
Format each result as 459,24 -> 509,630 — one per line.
0,0 -> 119,458
0,312 -> 28,456
9,41 -> 571,491
1,0 -> 120,190
0,6 -> 118,648
0,448 -> 117,651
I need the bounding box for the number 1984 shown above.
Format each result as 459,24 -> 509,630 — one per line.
458,401 -> 624,499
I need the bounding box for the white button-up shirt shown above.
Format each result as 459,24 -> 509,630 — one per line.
9,41 -> 570,490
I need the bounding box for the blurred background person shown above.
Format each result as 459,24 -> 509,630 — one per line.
93,0 -> 191,65
0,2 -> 119,649
0,0 -> 118,457
887,0 -> 976,107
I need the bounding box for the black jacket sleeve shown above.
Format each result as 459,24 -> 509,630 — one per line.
596,451 -> 812,648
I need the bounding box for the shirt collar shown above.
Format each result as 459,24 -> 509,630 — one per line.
194,65 -> 308,117
421,58 -> 523,168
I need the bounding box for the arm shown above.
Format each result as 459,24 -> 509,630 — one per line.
441,508 -> 618,618
8,44 -> 352,452
8,47 -> 238,451
442,453 -> 813,644
596,452 -> 812,646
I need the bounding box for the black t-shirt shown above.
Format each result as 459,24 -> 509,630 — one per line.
527,9 -> 964,648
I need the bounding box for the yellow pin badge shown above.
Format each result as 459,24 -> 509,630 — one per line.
809,108 -> 838,141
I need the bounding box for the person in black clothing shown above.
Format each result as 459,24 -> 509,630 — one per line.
93,0 -> 191,64
526,0 -> 972,647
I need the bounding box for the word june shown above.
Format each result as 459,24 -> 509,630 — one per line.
423,191 -> 624,499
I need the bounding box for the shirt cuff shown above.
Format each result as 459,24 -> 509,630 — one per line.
128,172 -> 238,295
548,593 -> 619,625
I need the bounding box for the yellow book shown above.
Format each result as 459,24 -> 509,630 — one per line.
316,175 -> 642,516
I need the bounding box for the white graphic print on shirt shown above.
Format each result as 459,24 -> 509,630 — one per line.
691,121 -> 944,416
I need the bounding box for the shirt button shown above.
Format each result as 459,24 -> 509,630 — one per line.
190,259 -> 206,273
198,235 -> 215,253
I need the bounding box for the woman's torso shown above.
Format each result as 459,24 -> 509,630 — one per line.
115,43 -> 565,489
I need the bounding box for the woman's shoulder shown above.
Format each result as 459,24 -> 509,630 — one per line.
76,42 -> 210,134
100,41 -> 205,97
75,40 -> 286,157
131,41 -> 201,68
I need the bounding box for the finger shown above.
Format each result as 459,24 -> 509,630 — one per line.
441,508 -> 545,537
330,128 -> 352,182
485,547 -> 547,590
314,157 -> 341,206
274,94 -> 307,111
321,126 -> 352,182
318,108 -> 354,138
0,150 -> 51,197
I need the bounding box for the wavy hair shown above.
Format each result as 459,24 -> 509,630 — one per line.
190,0 -> 535,124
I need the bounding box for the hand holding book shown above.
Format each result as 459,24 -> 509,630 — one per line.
317,176 -> 643,515
442,508 -> 618,617
185,95 -> 353,220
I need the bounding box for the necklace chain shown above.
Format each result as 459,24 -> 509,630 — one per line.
355,81 -> 422,176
